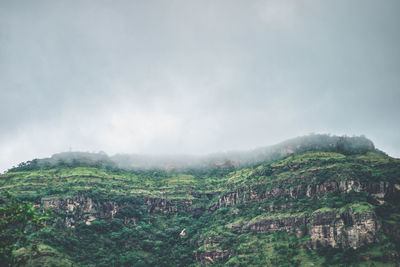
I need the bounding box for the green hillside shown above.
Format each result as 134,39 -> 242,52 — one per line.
1,135 -> 400,266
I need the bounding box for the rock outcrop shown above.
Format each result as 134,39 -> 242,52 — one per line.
41,196 -> 119,227
310,209 -> 380,249
228,208 -> 380,249
194,249 -> 230,265
40,195 -> 198,226
194,237 -> 231,265
143,197 -> 194,213
243,215 -> 307,238
210,180 -> 395,210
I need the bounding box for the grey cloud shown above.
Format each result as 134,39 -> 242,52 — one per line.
0,0 -> 399,171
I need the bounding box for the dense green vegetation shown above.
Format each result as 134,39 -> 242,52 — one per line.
0,192 -> 49,266
1,135 -> 399,266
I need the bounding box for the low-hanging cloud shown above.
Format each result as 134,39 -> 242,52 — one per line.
1,0 -> 399,172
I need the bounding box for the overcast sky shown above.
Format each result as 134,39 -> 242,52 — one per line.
1,0 -> 399,171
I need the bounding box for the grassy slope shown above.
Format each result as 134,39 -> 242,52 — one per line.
1,151 -> 400,266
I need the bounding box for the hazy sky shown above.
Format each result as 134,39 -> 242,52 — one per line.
1,0 -> 399,171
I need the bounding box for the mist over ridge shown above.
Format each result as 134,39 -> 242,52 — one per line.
10,134 -> 379,172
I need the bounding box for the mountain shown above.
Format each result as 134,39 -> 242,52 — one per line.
1,134 -> 399,266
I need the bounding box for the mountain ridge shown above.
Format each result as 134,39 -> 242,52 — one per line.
1,134 -> 399,266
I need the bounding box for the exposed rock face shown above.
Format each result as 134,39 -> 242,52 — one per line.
144,197 -> 178,213
143,197 -> 194,213
209,187 -> 258,211
40,195 -> 196,226
210,180 -> 395,210
194,236 -> 233,264
310,210 -> 380,249
243,215 -> 307,238
194,249 -> 230,265
41,196 -> 119,227
229,209 -> 380,249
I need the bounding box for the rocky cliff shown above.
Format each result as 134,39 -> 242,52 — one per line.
2,136 -> 399,266
310,208 -> 379,249
210,180 -> 397,211
41,196 -> 119,227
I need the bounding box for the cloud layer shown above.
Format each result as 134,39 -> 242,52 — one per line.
1,0 -> 400,171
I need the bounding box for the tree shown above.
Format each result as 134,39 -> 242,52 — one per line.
0,191 -> 48,266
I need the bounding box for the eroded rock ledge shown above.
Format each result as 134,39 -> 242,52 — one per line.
227,208 -> 380,249
210,180 -> 395,211
41,196 -> 119,227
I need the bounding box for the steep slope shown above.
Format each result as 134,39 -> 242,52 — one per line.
1,135 -> 399,266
